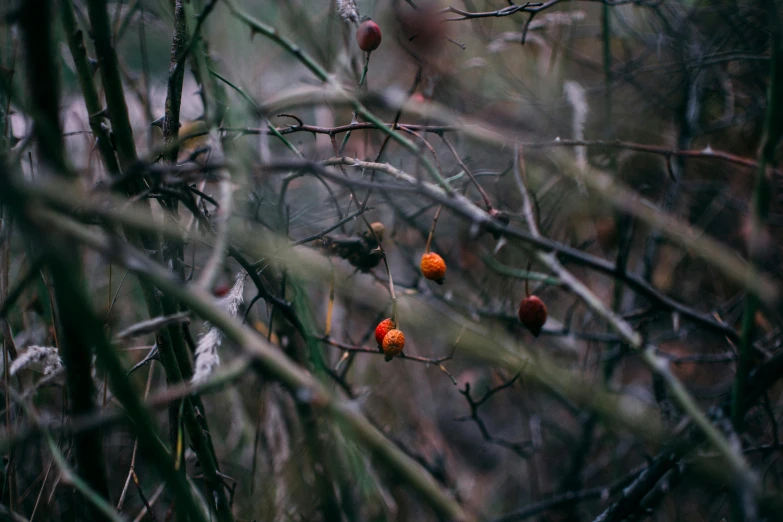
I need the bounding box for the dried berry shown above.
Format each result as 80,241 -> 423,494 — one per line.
365,221 -> 385,242
356,20 -> 382,52
375,318 -> 396,347
319,228 -> 383,272
420,252 -> 446,284
382,329 -> 405,361
518,295 -> 548,337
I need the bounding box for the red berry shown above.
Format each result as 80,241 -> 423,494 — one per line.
420,252 -> 447,284
357,20 -> 382,52
382,329 -> 405,361
518,295 -> 547,337
212,283 -> 231,297
375,318 -> 396,346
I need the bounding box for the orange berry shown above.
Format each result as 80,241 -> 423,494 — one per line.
374,318 -> 396,346
420,252 -> 446,284
356,20 -> 382,52
518,295 -> 547,337
381,329 -> 405,361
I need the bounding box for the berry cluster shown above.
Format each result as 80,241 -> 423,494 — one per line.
375,318 -> 405,361
354,21 -> 547,359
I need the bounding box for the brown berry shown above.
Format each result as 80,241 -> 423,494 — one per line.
368,222 -> 385,242
382,329 -> 405,361
356,20 -> 382,52
518,295 -> 547,337
375,318 -> 396,346
420,252 -> 446,284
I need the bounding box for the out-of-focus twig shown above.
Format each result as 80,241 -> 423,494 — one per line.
731,0 -> 783,431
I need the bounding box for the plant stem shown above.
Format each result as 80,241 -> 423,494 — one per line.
19,1 -> 113,516
731,0 -> 782,429
424,205 -> 443,254
38,211 -> 474,522
224,0 -> 450,189
85,0 -> 139,167
76,2 -> 233,518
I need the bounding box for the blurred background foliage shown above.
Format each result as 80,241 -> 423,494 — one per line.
1,0 -> 782,521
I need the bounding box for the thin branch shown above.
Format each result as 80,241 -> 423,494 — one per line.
492,465 -> 646,522
320,336 -> 456,383
440,134 -> 493,210
11,390 -> 125,522
456,374 -> 533,458
267,158 -> 746,341
514,144 -> 759,503
114,313 -> 191,341
731,0 -> 783,429
31,210 -> 473,522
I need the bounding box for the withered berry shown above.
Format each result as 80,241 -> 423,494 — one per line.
382,329 -> 405,361
375,318 -> 396,347
420,252 -> 447,284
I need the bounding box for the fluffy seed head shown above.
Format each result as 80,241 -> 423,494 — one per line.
337,0 -> 359,25
192,272 -> 245,383
518,295 -> 548,337
420,252 -> 446,284
10,346 -> 62,376
375,318 -> 396,346
357,20 -> 382,51
382,329 -> 405,360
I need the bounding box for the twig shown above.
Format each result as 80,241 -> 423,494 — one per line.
520,138 -> 783,177
424,205 -> 443,254
131,469 -> 158,522
441,1 -> 552,21
11,389 -> 126,522
288,206 -> 374,247
456,375 -> 532,457
268,158 -> 745,341
132,483 -> 165,522
34,211 -> 473,522
320,336 -> 456,383
492,465 -> 646,522
114,313 -> 191,341
439,134 -> 493,210
117,363 -> 156,511
731,0 -> 783,429
514,144 -> 759,503
224,0 -> 451,190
